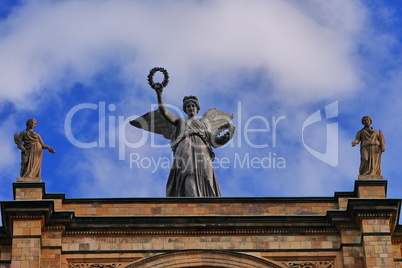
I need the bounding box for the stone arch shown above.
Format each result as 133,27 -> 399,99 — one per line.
124,249 -> 283,268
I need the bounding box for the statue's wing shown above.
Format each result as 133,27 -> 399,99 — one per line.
200,108 -> 234,133
130,110 -> 175,140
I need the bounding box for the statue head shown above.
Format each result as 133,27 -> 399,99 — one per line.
361,116 -> 372,126
183,96 -> 200,115
26,118 -> 37,130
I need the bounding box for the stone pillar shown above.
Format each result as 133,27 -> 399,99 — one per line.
361,218 -> 394,268
40,227 -> 63,268
340,229 -> 364,268
11,217 -> 43,268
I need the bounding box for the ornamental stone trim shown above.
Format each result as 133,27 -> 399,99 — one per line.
43,225 -> 65,231
0,239 -> 11,245
68,264 -> 121,268
64,229 -> 338,236
356,212 -> 393,218
283,260 -> 334,268
336,224 -> 359,229
124,249 -> 282,268
10,215 -> 44,220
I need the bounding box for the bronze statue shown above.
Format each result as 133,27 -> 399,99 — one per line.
351,116 -> 385,175
131,68 -> 235,197
14,118 -> 56,178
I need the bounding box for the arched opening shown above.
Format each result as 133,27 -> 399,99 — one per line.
124,249 -> 283,268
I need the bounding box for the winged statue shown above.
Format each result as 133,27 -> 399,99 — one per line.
130,68 -> 235,197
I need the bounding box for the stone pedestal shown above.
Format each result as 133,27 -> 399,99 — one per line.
355,180 -> 387,198
13,182 -> 44,201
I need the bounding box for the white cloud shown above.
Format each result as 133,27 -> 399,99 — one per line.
0,0 -> 366,108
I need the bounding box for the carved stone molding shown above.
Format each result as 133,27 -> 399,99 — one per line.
0,239 -> 11,245
283,261 -> 334,268
43,225 -> 65,232
10,215 -> 44,220
336,224 -> 359,230
65,229 -> 338,236
357,212 -> 393,218
125,249 -> 282,268
68,264 -> 121,268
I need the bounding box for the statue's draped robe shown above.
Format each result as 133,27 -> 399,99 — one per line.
18,130 -> 44,178
355,127 -> 384,175
166,118 -> 221,197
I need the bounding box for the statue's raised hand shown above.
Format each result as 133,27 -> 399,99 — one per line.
153,83 -> 163,94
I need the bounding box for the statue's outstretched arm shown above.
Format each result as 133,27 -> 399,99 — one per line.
351,131 -> 360,147
154,83 -> 179,126
38,135 -> 56,154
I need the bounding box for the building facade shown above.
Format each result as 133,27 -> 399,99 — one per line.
1,175 -> 402,268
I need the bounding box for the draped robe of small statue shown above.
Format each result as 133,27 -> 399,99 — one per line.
355,127 -> 385,175
167,118 -> 221,197
18,130 -> 44,178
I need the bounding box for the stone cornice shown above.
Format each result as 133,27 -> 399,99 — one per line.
346,198 -> 400,214
349,199 -> 400,233
61,196 -> 338,204
1,200 -> 54,235
1,200 -> 53,218
2,190 -> 401,238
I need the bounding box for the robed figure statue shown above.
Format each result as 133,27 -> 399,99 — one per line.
14,118 -> 56,179
130,68 -> 235,197
351,116 -> 385,175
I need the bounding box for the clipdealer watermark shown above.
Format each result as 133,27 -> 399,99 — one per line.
129,152 -> 285,173
64,101 -> 338,171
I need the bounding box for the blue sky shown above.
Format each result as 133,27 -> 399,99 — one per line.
0,0 -> 402,202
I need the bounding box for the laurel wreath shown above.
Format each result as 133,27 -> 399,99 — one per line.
148,67 -> 169,89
